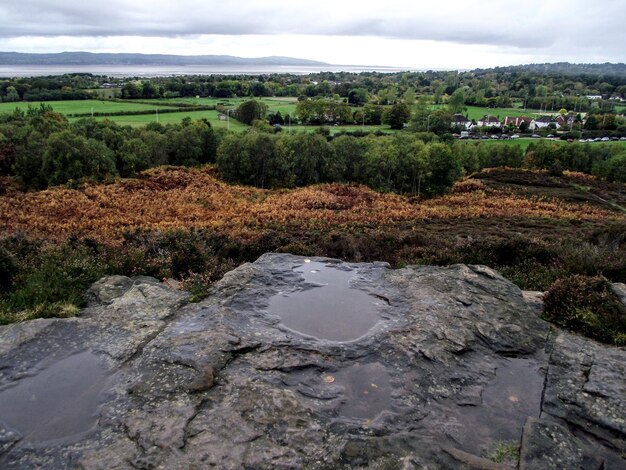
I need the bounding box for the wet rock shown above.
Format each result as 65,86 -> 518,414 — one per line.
0,254 -> 623,469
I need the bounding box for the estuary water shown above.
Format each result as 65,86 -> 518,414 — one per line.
0,64 -> 411,78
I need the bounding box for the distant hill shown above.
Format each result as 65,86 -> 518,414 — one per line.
472,62 -> 626,77
0,52 -> 328,66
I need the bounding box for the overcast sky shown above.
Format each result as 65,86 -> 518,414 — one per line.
0,0 -> 624,69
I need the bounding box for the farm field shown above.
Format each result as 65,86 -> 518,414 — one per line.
0,99 -> 178,115
70,109 -> 249,130
142,97 -> 299,115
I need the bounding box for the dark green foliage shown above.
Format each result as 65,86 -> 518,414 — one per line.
283,133 -> 334,186
217,133 -> 461,196
217,131 -> 291,188
234,100 -> 269,125
0,247 -> 16,292
0,243 -> 107,323
118,138 -> 151,177
424,143 -> 463,196
604,153 -> 626,182
347,88 -> 368,106
382,102 -> 411,130
42,130 -> 117,186
543,275 -> 626,345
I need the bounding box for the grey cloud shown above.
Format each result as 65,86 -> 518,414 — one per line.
0,0 -> 624,57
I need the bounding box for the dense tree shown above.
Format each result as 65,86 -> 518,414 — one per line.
3,86 -> 19,102
383,103 -> 411,130
234,100 -> 269,125
347,88 -> 368,106
447,88 -> 466,114
118,138 -> 151,177
425,109 -> 453,135
42,130 -> 116,186
425,143 -> 463,196
604,153 -> 626,182
331,136 -> 369,182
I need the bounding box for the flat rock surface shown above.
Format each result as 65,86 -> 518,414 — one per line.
0,253 -> 623,469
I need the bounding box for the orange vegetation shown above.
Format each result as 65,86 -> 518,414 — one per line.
0,166 -> 622,244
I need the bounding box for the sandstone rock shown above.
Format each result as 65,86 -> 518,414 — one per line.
612,282 -> 626,307
0,254 -> 623,469
521,291 -> 543,315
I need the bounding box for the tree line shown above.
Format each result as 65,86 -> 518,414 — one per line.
1,106 -> 625,195
3,66 -> 626,113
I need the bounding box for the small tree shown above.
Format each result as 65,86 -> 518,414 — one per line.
234,100 -> 268,125
447,88 -> 466,115
383,103 -> 411,130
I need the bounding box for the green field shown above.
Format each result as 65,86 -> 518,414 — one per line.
143,97 -> 298,116
0,98 -> 300,129
71,110 -> 249,131
0,99 -> 179,115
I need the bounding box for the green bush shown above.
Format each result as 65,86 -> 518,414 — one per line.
543,275 -> 626,345
0,244 -> 106,323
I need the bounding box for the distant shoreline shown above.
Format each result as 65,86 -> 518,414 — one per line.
0,64 -> 452,78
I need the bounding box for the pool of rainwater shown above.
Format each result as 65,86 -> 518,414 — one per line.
0,350 -> 114,445
266,261 -> 384,342
446,357 -> 545,455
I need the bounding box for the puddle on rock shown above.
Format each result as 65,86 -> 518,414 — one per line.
447,358 -> 545,455
266,262 -> 382,342
334,362 -> 393,419
0,351 -> 113,444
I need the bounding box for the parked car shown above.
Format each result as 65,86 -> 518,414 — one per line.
510,134 -> 519,139
600,137 -> 610,141
531,134 -> 540,138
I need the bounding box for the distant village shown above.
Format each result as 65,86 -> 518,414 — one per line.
450,110 -> 625,141
452,112 -> 578,132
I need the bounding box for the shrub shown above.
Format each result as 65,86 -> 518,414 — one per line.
543,275 -> 626,345
0,247 -> 17,292
0,243 -> 107,323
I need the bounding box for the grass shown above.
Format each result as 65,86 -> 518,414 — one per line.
69,110 -> 249,131
0,97 -> 300,129
0,99 -> 179,115
143,97 -> 299,116
487,441 -> 519,466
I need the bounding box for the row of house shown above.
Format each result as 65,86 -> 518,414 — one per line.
452,113 -> 578,131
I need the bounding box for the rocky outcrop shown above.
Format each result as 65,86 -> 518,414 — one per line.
0,254 -> 623,469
